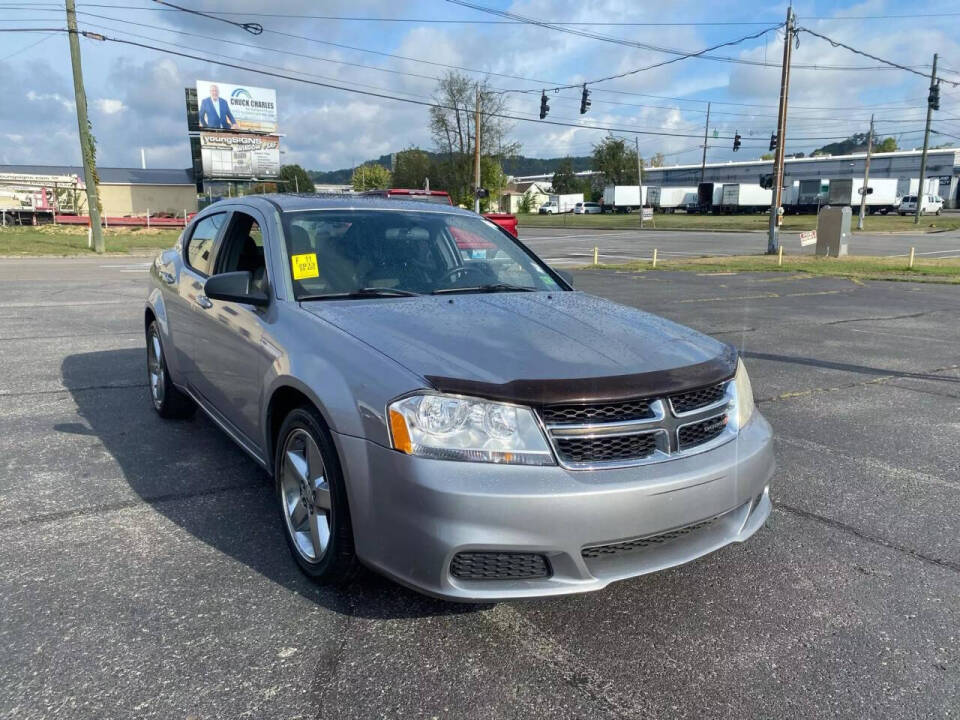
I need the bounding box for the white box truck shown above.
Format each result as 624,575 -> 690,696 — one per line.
601,185 -> 645,213
649,186 -> 698,213
539,193 -> 583,214
719,183 -> 772,213
827,177 -> 899,213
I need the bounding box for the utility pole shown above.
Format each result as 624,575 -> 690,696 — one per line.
857,114 -> 874,231
915,53 -> 937,225
700,102 -> 711,185
635,135 -> 644,229
65,0 -> 104,253
767,5 -> 794,254
474,86 -> 482,214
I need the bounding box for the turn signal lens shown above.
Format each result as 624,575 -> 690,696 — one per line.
389,409 -> 413,454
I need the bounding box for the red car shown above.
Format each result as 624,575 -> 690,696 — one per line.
362,189 -> 519,238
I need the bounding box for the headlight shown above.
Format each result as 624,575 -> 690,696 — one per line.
388,393 -> 555,465
733,358 -> 755,429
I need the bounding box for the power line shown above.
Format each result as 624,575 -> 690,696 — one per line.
0,29 -> 57,61
445,0 -> 931,72
796,26 -> 960,87
151,0 -> 262,35
63,27 -> 915,143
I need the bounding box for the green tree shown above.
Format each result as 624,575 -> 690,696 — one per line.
761,152 -> 774,160
876,137 -> 897,153
277,164 -> 315,193
592,136 -> 639,186
551,158 -> 578,194
351,163 -> 391,191
480,156 -> 507,212
517,190 -> 535,213
392,147 -> 434,189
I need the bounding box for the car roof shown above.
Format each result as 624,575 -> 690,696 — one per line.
205,192 -> 477,217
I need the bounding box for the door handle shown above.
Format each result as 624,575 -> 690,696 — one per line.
195,295 -> 213,309
159,270 -> 175,284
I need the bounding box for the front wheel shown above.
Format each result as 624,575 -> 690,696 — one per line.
275,407 -> 358,584
936,208 -> 942,216
146,321 -> 195,419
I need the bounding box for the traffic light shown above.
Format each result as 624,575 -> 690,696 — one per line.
539,92 -> 550,119
769,132 -> 778,152
929,82 -> 940,111
579,84 -> 591,115
733,132 -> 741,152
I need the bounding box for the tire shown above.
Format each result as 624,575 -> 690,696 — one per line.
146,321 -> 195,419
275,406 -> 358,585
936,208 -> 942,216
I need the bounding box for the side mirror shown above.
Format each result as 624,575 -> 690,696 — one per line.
204,271 -> 269,307
556,269 -> 574,288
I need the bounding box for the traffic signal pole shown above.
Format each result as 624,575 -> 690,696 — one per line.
767,6 -> 794,254
700,102 -> 711,185
915,53 -> 937,225
474,86 -> 482,214
857,114 -> 874,231
65,0 -> 104,253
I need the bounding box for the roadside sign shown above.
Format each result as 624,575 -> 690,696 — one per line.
799,230 -> 817,247
641,207 -> 653,220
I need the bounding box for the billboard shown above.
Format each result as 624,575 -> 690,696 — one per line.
199,132 -> 280,179
195,80 -> 277,133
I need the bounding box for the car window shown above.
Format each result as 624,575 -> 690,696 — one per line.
215,211 -> 269,294
186,213 -> 226,275
280,209 -> 563,298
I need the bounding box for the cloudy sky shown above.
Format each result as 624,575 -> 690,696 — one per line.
3,0 -> 960,172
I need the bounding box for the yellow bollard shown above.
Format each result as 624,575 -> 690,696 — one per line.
652,248 -> 658,268
778,245 -> 783,266
593,246 -> 599,265
908,246 -> 915,269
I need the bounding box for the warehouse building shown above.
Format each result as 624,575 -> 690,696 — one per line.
0,165 -> 198,217
641,148 -> 960,208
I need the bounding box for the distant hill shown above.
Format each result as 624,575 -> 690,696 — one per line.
309,152 -> 593,184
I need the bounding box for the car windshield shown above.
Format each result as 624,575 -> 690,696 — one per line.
281,209 -> 564,299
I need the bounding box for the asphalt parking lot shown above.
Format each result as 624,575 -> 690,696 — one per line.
1,258 -> 959,719
519,225 -> 960,265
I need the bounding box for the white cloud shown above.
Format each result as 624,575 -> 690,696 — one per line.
95,99 -> 125,115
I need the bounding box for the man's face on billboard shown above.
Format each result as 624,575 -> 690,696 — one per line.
210,85 -> 219,100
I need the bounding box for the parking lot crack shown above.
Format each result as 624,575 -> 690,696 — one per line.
483,604 -> 655,719
777,503 -> 960,574
823,309 -> 955,326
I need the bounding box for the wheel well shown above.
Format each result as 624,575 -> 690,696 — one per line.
266,386 -> 322,467
144,307 -> 156,333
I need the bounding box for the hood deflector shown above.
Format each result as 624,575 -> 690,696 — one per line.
425,345 -> 738,406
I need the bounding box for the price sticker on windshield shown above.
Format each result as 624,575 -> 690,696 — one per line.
291,253 -> 319,280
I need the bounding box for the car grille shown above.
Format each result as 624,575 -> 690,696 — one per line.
539,398 -> 654,425
582,517 -> 718,559
678,415 -> 728,450
669,383 -> 725,414
554,433 -> 659,464
450,552 -> 550,580
538,381 -> 732,468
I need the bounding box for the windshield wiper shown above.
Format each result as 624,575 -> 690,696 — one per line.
431,283 -> 536,295
299,287 -> 421,301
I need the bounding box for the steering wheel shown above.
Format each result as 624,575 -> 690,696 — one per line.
441,265 -> 490,285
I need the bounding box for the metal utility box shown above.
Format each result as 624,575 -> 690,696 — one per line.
816,206 -> 850,257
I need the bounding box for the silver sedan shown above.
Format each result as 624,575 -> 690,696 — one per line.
145,195 -> 774,601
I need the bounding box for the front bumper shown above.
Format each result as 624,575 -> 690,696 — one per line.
335,412 -> 774,601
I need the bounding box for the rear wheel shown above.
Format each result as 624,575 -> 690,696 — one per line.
146,321 -> 195,419
275,406 -> 358,584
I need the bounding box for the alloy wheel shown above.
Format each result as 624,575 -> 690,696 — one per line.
147,330 -> 165,410
279,428 -> 332,563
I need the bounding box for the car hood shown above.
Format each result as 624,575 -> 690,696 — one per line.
303,292 -> 735,404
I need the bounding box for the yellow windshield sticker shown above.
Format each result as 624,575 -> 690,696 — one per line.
291,253 -> 319,280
